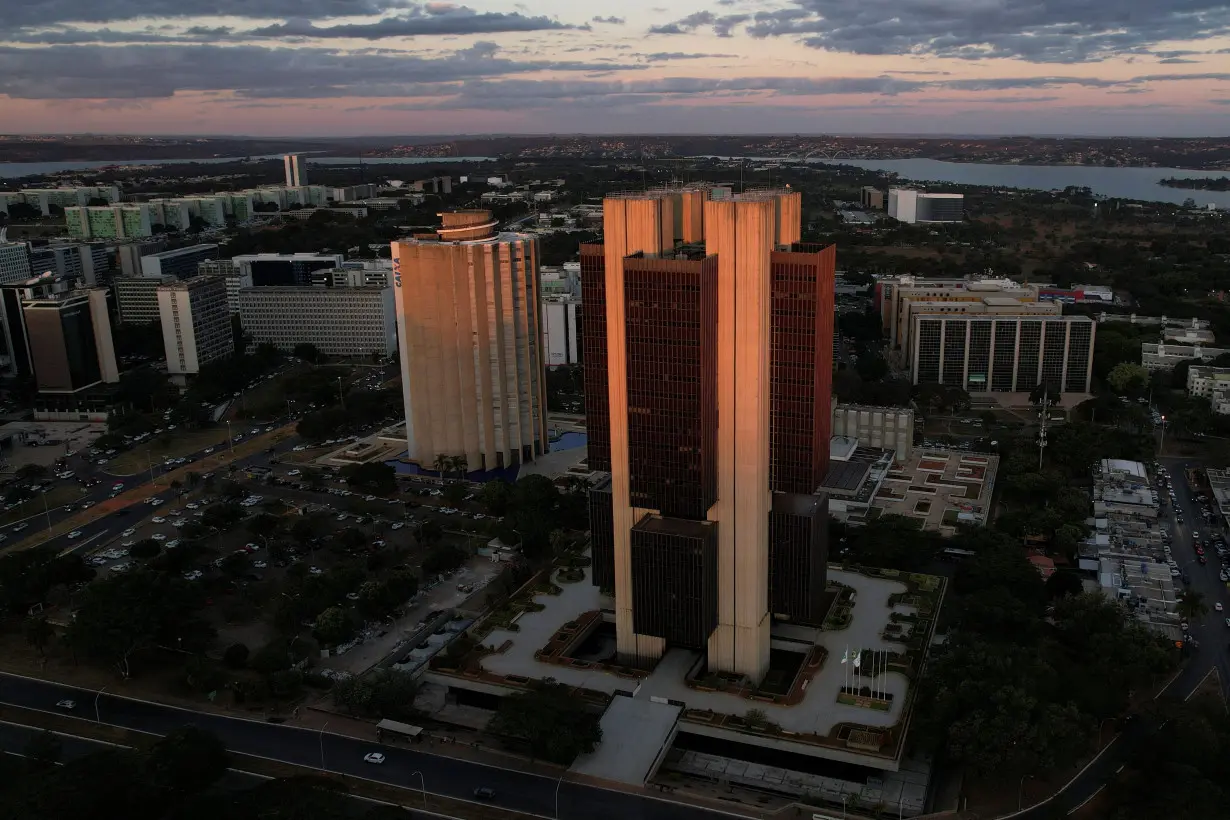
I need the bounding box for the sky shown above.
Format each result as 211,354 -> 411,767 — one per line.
3,0 -> 1230,137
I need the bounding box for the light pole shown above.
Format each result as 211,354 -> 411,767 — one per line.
1160,415 -> 1167,455
319,721 -> 330,771
1018,774 -> 1035,810
226,421 -> 234,458
411,770 -> 427,809
94,686 -> 108,724
41,488 -> 52,533
1099,716 -> 1117,746
336,377 -> 346,411
554,775 -> 564,820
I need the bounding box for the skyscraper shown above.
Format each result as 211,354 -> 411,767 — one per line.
582,188 -> 835,681
390,210 -> 548,474
283,154 -> 308,187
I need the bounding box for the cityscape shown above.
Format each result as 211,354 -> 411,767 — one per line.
1,4 -> 1230,820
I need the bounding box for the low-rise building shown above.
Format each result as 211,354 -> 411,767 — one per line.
65,203 -> 188,240
1142,342 -> 1230,371
238,284 -> 396,358
887,189 -> 964,223
0,185 -> 120,216
831,404 -> 914,463
158,275 -> 233,376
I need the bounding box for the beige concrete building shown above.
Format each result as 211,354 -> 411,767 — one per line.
157,275 -> 234,376
390,211 -> 548,474
832,404 -> 915,463
880,276 -> 1041,351
897,297 -> 1060,361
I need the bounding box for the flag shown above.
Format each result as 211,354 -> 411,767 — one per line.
852,651 -> 862,669
841,649 -> 849,664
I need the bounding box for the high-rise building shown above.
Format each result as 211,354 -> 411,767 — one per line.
0,242 -> 32,285
232,253 -> 344,287
542,295 -> 580,367
238,283 -> 395,358
0,186 -> 120,217
284,154 -> 308,187
117,239 -> 168,278
390,210 -> 548,473
27,244 -> 84,282
910,314 -> 1096,394
197,259 -> 248,313
114,275 -> 176,324
887,189 -> 965,224
64,203 -> 186,240
140,244 -> 219,279
157,275 -> 234,376
14,273 -> 118,394
581,188 -> 834,680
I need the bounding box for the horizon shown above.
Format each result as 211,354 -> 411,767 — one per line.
2,1 -> 1230,136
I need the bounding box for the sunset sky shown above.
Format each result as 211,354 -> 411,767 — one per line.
3,0 -> 1230,136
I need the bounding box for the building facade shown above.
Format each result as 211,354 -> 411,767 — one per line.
284,154 -> 308,187
64,204 -> 182,240
1142,342 -> 1230,371
0,186 -> 120,216
238,284 -> 395,358
27,244 -> 84,282
0,242 -> 32,285
880,276 -> 1041,351
16,275 -> 118,394
887,189 -> 964,224
390,210 -> 548,473
196,259 -> 248,313
232,253 -> 344,287
910,314 -> 1096,394
831,404 -> 915,463
114,275 -> 175,324
581,188 -> 834,681
157,275 -> 234,375
542,295 -> 580,367
140,244 -> 219,279
897,297 -> 1061,361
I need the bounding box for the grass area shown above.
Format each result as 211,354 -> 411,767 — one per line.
0,484 -> 87,527
107,428 -> 233,475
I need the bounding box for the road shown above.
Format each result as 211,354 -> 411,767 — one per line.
0,672 -> 746,820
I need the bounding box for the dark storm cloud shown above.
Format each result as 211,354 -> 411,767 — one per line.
6,0 -> 411,26
0,42 -> 643,99
654,0 -> 1230,63
247,7 -> 577,39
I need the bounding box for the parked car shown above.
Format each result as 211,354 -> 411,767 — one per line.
363,752 -> 385,765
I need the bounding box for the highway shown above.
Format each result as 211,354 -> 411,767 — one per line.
0,672 -> 746,820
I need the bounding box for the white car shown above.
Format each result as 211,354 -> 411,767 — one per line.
151,533 -> 167,541
150,498 -> 164,507
56,699 -> 76,710
121,528 -> 136,537
1218,603 -> 1225,612
363,752 -> 385,765
253,561 -> 268,569
152,517 -> 166,524
166,540 -> 180,549
309,566 -> 324,576
391,522 -> 404,530
110,563 -> 130,573
187,503 -> 200,510
67,530 -> 83,539
287,470 -> 301,477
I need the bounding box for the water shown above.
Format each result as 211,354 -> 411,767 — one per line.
822,158 -> 1230,209
0,155 -> 496,179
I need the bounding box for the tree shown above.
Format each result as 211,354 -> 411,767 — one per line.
293,343 -> 322,363
480,480 -> 513,516
421,543 -> 467,575
313,606 -> 354,647
332,669 -> 419,721
24,615 -> 53,656
341,462 -> 396,495
143,726 -> 230,797
415,518 -> 443,548
15,463 -> 49,482
442,482 -> 468,508
1107,362 -> 1151,395
1176,590 -> 1209,622
129,539 -> 161,560
223,643 -> 250,668
488,679 -> 603,764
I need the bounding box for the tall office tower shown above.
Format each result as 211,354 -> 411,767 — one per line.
284,154 -> 307,187
15,273 -> 118,394
582,188 -> 834,681
157,275 -> 234,376
390,210 -> 548,473
0,242 -> 32,285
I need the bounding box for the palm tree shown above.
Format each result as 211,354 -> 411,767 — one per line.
24,616 -> 53,657
1177,590 -> 1209,622
433,454 -> 448,476
453,454 -> 468,479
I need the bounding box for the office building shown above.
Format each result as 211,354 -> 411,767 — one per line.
76,242 -> 113,285
0,185 -> 120,217
409,177 -> 452,194
117,239 -> 168,278
331,184 -> 379,202
1142,342 -> 1230,371
887,189 -> 964,224
151,195 -> 228,227
14,273 -> 118,394
910,314 -> 1096,394
542,295 -> 581,367
114,275 -> 175,324
897,297 -> 1061,361
27,244 -> 84,282
1187,366 -> 1230,413
238,283 -> 395,358
0,243 -> 32,285
284,154 -> 308,187
390,210 -> 548,472
860,187 -> 885,210
65,203 -> 188,240
580,187 -> 834,679
832,404 -> 914,463
198,259 -> 249,313
232,253 -> 344,287
140,244 -> 219,279
310,267 -> 390,289
879,276 -> 1041,351
157,275 -> 233,376
540,263 -> 580,297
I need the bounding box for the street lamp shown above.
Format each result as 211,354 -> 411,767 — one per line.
1018,774 -> 1035,810
1160,415 -> 1167,455
336,377 -> 346,411
1099,716 -> 1117,746
94,686 -> 108,724
226,421 -> 234,458
410,771 -> 427,809
555,775 -> 565,820
319,721 -> 330,771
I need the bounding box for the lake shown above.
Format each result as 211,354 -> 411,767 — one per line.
822,158 -> 1230,209
0,155 -> 497,179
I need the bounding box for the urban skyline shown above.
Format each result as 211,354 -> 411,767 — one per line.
2,1 -> 1229,136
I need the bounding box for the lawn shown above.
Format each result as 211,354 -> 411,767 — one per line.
107,428 -> 233,475
0,484 -> 88,527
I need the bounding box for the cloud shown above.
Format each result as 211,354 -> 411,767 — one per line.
246,6 -> 575,39
0,42 -> 644,99
6,0 -> 413,27
650,11 -> 751,37
636,52 -> 738,61
592,16 -> 625,24
736,0 -> 1230,63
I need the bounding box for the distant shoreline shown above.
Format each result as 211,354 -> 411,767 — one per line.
1159,176 -> 1230,191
